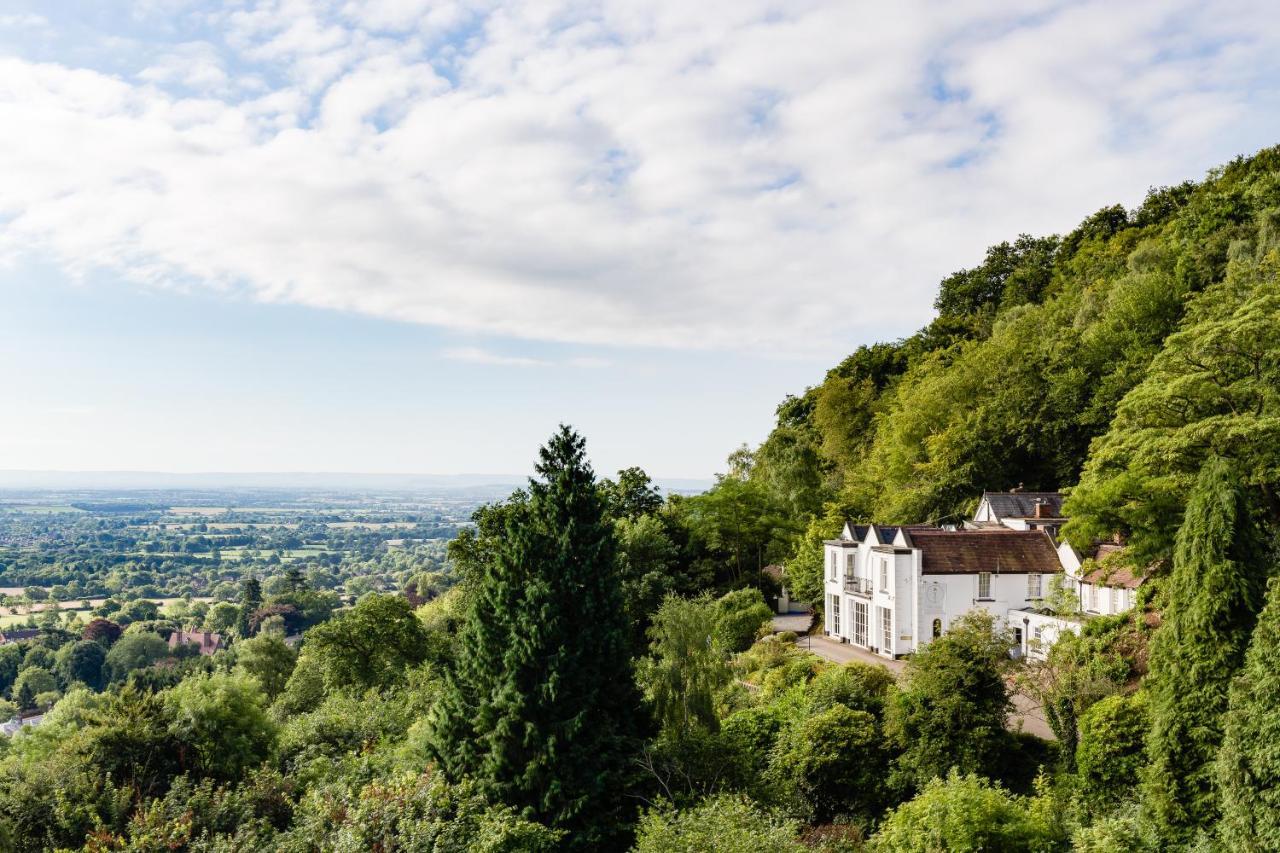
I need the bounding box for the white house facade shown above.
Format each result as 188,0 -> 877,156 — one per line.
1057,541 -> 1143,617
822,523 -> 1064,658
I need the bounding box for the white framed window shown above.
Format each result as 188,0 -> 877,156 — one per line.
879,559 -> 889,591
978,572 -> 992,599
1088,584 -> 1098,612
846,553 -> 855,573
830,595 -> 840,633
1027,573 -> 1042,599
1110,586 -> 1120,612
829,551 -> 837,580
854,602 -> 868,646
880,606 -> 892,651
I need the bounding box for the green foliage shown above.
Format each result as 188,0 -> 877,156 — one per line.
886,612 -> 1013,789
1143,457 -> 1268,839
602,467 -> 664,521
633,795 -> 805,853
103,632 -> 169,683
636,595 -> 730,736
234,631 -> 298,699
281,772 -> 560,852
55,640 -> 107,692
166,671 -> 277,782
13,668 -> 56,709
1217,575 -> 1280,851
769,704 -> 886,823
712,587 -> 773,654
302,593 -> 429,693
871,771 -> 1063,853
430,427 -> 643,848
1076,692 -> 1148,811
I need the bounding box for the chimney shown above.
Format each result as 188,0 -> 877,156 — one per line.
1010,483 -> 1024,494
1034,500 -> 1051,519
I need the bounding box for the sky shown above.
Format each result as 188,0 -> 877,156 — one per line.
1,1 -> 1279,479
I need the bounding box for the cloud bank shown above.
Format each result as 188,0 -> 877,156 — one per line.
1,0 -> 1278,354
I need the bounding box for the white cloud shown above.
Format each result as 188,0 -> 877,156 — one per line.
1,0 -> 1279,355
441,346 -> 612,368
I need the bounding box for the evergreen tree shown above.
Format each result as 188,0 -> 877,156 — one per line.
1217,575 -> 1280,850
429,426 -> 644,848
235,575 -> 262,638
1143,457 -> 1267,840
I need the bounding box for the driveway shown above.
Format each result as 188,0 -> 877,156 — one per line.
792,632 -> 1053,740
771,612 -> 813,635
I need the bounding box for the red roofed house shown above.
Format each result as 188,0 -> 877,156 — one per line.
168,630 -> 225,656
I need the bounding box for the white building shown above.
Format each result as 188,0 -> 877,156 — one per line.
822,523 -> 1064,659
1057,541 -> 1144,617
971,490 -> 1067,538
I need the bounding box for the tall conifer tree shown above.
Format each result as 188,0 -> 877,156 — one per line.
1143,457 -> 1267,839
430,426 -> 643,847
1217,575 -> 1280,849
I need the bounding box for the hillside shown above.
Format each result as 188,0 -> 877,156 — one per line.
742,145 -> 1280,600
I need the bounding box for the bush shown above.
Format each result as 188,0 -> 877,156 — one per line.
871,771 -> 1062,852
1076,691 -> 1148,809
713,589 -> 774,654
769,704 -> 887,823
634,795 -> 805,853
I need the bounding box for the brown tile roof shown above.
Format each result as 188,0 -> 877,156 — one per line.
902,528 -> 1062,575
169,630 -> 224,656
1081,546 -> 1146,589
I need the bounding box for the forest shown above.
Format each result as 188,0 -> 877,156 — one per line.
0,144 -> 1277,851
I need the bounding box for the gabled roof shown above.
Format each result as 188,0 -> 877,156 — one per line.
901,528 -> 1062,575
1081,544 -> 1146,589
980,491 -> 1065,519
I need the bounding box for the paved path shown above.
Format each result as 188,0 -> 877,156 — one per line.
792,632 -> 1054,740
770,612 -> 813,635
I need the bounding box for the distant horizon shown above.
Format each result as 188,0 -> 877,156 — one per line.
0,469 -> 715,493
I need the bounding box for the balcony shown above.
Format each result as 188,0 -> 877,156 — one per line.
844,576 -> 873,596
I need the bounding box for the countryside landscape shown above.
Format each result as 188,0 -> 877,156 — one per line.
2,2 -> 1280,851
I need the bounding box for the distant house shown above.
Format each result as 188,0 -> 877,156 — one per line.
0,629 -> 40,645
168,630 -> 224,656
822,522 -> 1064,658
971,490 -> 1067,538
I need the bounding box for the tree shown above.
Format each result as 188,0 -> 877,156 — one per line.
769,704 -> 887,823
55,640 -> 106,691
236,576 -> 263,638
602,467 -> 663,521
430,426 -> 644,848
165,671 -> 277,781
233,632 -> 297,699
615,514 -> 684,647
872,771 -> 1061,853
1076,691 -> 1148,812
1016,630 -> 1125,771
1143,457 -> 1268,839
103,632 -> 169,683
82,617 -> 122,646
302,593 -> 428,693
1218,575 -> 1280,850
634,795 -> 804,853
885,611 -> 1013,788
12,668 -> 56,710
204,601 -> 240,634
711,588 -> 773,654
636,595 -> 730,736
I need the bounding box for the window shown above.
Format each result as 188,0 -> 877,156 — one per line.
978,572 -> 992,599
1013,627 -> 1023,646
829,551 -> 837,580
1088,583 -> 1098,612
854,602 -> 868,646
830,595 -> 840,634
879,559 -> 888,592
846,553 -> 855,573
1027,573 -> 1042,599
880,606 -> 892,651
932,618 -> 943,639
1110,586 -> 1120,612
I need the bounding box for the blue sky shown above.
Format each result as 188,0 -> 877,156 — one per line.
1,1 -> 1279,477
